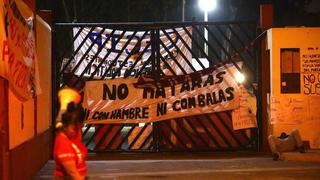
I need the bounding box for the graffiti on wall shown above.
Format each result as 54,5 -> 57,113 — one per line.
302,48 -> 320,95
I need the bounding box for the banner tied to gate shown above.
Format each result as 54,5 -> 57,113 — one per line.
0,0 -> 41,101
83,62 -> 243,124
72,27 -> 193,78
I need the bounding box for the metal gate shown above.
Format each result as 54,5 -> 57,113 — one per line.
53,21 -> 261,152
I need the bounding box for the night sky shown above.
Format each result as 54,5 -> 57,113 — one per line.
38,0 -> 320,26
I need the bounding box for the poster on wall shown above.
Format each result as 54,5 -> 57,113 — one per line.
269,95 -> 320,148
72,27 -> 193,78
301,48 -> 320,95
0,0 -> 41,101
83,62 -> 243,124
232,87 -> 257,130
269,96 -> 307,125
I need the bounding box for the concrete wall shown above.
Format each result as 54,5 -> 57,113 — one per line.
1,0 -> 52,178
8,14 -> 52,150
267,28 -> 320,149
8,91 -> 35,149
5,15 -> 52,179
36,15 -> 52,134
0,78 -> 9,180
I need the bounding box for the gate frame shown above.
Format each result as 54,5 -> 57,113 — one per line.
52,21 -> 263,153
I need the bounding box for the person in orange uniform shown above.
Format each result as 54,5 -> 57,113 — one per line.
54,102 -> 87,179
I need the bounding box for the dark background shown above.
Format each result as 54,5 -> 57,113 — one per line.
37,0 -> 320,26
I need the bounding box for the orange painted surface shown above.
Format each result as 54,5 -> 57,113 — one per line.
267,28 -> 320,149
8,88 -> 35,149
35,15 -> 52,134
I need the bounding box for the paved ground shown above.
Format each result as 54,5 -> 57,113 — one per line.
35,152 -> 320,180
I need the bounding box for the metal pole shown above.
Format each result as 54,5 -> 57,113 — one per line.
182,0 -> 185,22
204,10 -> 208,56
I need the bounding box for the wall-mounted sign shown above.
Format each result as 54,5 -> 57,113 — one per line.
0,0 -> 41,101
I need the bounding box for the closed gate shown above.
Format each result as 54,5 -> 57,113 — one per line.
53,21 -> 262,152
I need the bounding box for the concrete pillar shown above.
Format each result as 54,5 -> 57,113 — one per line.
260,4 -> 273,151
0,78 -> 9,180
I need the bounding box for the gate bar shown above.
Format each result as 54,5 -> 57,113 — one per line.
184,117 -> 211,148
194,116 -> 221,148
161,29 -> 197,72
213,113 -> 244,147
204,114 -> 233,148
172,28 -> 206,69
76,29 -> 116,80
95,125 -> 113,150
55,21 -> 256,28
57,26 -> 84,65
59,27 -> 95,76
105,124 -> 125,149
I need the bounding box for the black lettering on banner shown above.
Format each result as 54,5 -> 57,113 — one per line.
173,100 -> 181,111
129,108 -> 135,119
206,93 -> 214,105
170,86 -> 175,96
104,68 -> 112,77
123,109 -> 129,119
83,108 -> 91,120
124,69 -> 131,77
84,63 -> 92,75
103,83 -> 129,100
92,112 -> 99,119
191,76 -> 202,90
225,87 -> 234,100
212,91 -> 219,104
180,81 -> 190,93
111,68 -> 121,77
101,112 -> 109,119
181,98 -> 188,109
110,110 -> 117,119
203,75 -> 214,87
92,111 -> 109,120
142,107 -> 149,118
90,107 -> 150,120
218,89 -> 226,103
103,84 -> 116,100
215,71 -> 226,84
118,84 -> 129,100
188,97 -> 196,108
170,87 -> 235,112
157,102 -> 167,116
198,94 -> 206,107
135,107 -> 141,119
143,87 -> 154,99
179,97 -> 196,109
155,87 -> 166,98
116,110 -> 122,119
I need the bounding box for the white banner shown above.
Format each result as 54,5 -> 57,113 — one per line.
83,62 -> 243,124
72,27 -> 192,78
